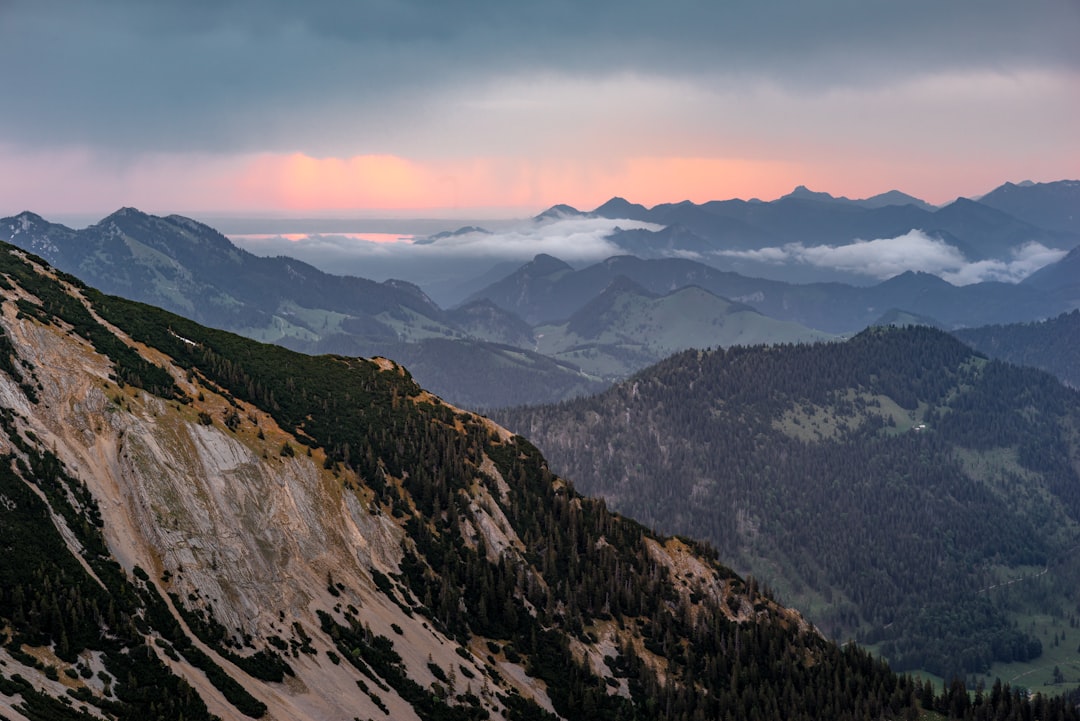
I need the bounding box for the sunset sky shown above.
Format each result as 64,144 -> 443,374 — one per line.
1,0 -> 1077,219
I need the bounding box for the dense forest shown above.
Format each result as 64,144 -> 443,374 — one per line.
954,309 -> 1080,389
494,326 -> 1080,679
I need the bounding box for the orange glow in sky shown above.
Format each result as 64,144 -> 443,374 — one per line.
230,152 -> 807,213
3,143 -> 1075,219
232,232 -> 412,244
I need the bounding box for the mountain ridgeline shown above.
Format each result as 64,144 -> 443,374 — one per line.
493,326 -> 1080,680
6,242 -> 1066,719
0,209 -> 607,409
953,310 -> 1080,389
5,184 -> 1080,410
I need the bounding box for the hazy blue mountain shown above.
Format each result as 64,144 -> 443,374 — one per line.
573,188 -> 1079,267
855,189 -> 936,211
532,277 -> 834,379
533,203 -> 585,221
978,179 -> 1080,234
1023,244 -> 1080,305
468,254 -> 1067,334
592,195 -> 653,221
424,257 -> 525,307
445,298 -> 536,347
0,210 -> 600,409
0,207 -> 453,343
873,308 -> 945,328
928,197 -> 1076,259
606,223 -> 726,255
459,253 -> 580,324
411,224 -> 492,245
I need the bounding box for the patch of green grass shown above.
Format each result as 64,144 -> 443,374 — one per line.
984,611 -> 1080,691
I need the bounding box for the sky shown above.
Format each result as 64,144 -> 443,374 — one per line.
1,0 -> 1078,218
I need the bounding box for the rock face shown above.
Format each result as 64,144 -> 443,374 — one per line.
0,267 -> 454,721
0,242 -> 909,721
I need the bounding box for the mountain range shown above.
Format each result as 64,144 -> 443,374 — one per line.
498,180 -> 1080,285
2,179 -> 1076,410
1,239 -> 1044,721
0,209 -> 604,409
464,253 -> 1067,334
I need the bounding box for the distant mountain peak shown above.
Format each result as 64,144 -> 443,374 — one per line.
417,225 -> 492,244
858,190 -> 935,211
534,203 -> 585,222
107,206 -> 147,219
524,253 -> 573,276
782,185 -> 842,202
13,210 -> 46,222
592,197 -> 652,221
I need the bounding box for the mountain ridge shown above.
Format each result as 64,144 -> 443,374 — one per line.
0,210 -> 606,409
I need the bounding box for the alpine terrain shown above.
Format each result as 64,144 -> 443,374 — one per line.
4,242 -> 1062,719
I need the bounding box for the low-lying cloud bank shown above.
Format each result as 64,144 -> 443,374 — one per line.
714,230 -> 1067,285
231,216 -> 662,267
230,221 -> 1067,294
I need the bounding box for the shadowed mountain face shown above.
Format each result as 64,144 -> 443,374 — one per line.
493,326 -> 1080,680
0,239 -> 977,721
1024,244 -> 1080,306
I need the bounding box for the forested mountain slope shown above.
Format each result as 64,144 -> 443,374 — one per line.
954,310 -> 1080,388
0,241 -> 1043,720
494,327 -> 1080,680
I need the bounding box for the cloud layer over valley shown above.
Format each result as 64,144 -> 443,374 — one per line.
714,231 -> 1068,285
229,218 -> 1068,301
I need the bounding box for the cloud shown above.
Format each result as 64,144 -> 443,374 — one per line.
714,231 -> 1067,285
236,216 -> 660,264
938,242 -> 1069,285
0,0 -> 1076,158
421,217 -> 665,261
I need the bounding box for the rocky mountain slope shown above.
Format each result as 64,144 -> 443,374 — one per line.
0,241 -> 967,720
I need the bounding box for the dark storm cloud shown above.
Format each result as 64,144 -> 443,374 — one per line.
1,0 -> 1077,155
